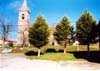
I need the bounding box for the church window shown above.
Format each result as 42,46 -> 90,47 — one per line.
22,14 -> 25,19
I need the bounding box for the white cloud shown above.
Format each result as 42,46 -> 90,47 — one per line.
7,0 -> 22,12
7,0 -> 35,12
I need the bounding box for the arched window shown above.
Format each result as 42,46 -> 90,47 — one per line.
22,14 -> 25,19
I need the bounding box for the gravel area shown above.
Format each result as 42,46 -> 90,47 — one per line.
0,53 -> 100,71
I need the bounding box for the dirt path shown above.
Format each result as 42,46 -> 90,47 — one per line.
0,53 -> 100,71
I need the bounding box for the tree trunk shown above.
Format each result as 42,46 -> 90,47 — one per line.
76,41 -> 79,51
99,41 -> 100,51
87,43 -> 90,51
64,42 -> 67,54
64,48 -> 66,54
38,48 -> 41,57
99,36 -> 100,51
87,43 -> 90,56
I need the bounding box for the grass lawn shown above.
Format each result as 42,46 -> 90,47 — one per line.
28,52 -> 85,61
0,42 -> 99,53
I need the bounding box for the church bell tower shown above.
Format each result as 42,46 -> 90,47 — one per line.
17,0 -> 30,46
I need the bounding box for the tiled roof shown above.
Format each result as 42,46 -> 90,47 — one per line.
0,38 -> 16,43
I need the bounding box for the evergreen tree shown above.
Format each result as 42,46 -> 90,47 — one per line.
98,20 -> 100,51
54,16 -> 71,53
76,11 -> 97,53
70,26 -> 75,43
29,16 -> 49,56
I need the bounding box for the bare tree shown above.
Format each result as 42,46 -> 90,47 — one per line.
0,16 -> 13,47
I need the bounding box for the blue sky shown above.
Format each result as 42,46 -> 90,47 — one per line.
0,0 -> 100,40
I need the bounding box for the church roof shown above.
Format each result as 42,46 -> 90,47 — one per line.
20,0 -> 29,12
49,27 -> 56,34
0,38 -> 16,43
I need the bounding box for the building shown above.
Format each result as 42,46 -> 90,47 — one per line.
17,0 -> 58,46
0,38 -> 16,47
17,0 -> 30,46
48,27 -> 58,46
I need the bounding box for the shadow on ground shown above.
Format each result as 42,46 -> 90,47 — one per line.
25,51 -> 43,56
25,49 -> 100,63
45,48 -> 64,53
46,48 -> 57,53
70,51 -> 100,63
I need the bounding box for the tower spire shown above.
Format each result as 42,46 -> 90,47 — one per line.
22,0 -> 27,7
20,0 -> 29,12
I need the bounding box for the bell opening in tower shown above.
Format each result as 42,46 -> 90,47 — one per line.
22,14 -> 25,19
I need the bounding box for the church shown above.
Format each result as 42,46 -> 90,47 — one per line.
17,0 -> 58,46
17,0 -> 30,46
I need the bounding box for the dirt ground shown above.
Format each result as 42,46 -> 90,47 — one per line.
0,53 -> 100,71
